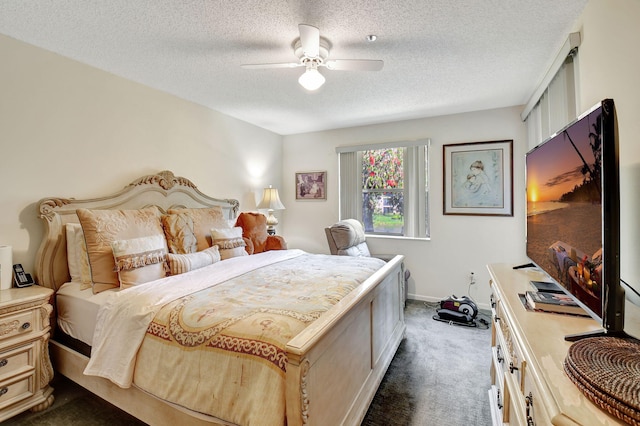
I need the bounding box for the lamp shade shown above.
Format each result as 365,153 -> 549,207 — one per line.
257,186 -> 285,210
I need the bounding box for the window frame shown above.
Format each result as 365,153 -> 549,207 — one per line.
336,139 -> 430,239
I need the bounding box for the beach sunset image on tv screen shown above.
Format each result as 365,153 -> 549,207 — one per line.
526,106 -> 603,317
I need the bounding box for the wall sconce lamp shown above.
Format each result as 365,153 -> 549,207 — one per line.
257,185 -> 286,235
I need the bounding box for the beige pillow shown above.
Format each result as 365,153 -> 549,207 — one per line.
167,246 -> 221,275
211,227 -> 248,260
112,235 -> 168,289
77,207 -> 165,293
65,223 -> 92,290
167,207 -> 229,252
162,212 -> 197,254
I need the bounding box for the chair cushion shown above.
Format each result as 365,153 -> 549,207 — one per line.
339,242 -> 371,257
329,219 -> 370,256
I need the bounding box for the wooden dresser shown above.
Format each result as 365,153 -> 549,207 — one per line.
0,286 -> 54,422
488,263 -> 640,425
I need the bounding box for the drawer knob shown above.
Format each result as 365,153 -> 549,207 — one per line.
494,315 -> 500,323
509,361 -> 519,374
0,387 -> 7,397
526,392 -> 534,425
21,322 -> 31,330
0,359 -> 6,368
496,345 -> 504,363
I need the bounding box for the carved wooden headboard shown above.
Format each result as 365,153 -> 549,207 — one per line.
35,170 -> 240,291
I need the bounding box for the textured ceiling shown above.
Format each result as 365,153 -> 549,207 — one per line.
0,1 -> 588,135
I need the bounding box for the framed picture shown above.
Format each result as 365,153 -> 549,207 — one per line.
295,171 -> 327,200
443,140 -> 513,216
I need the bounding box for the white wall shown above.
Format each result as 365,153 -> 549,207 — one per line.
282,107 -> 528,308
574,0 -> 640,299
0,35 -> 283,275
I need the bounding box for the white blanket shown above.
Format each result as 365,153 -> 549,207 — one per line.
83,249 -> 305,388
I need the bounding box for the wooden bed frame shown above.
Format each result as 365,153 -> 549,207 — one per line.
34,170 -> 406,426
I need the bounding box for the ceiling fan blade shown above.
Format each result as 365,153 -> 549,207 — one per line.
298,24 -> 320,58
241,62 -> 302,69
324,59 -> 384,71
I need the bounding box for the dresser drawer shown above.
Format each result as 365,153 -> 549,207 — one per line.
504,370 -> 526,425
494,300 -> 525,390
0,371 -> 35,411
0,343 -> 35,382
488,385 -> 505,426
0,311 -> 35,342
522,366 -> 551,425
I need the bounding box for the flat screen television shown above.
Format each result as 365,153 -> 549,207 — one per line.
525,98 -> 626,340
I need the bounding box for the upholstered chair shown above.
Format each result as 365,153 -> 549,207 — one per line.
235,212 -> 287,255
325,219 -> 410,303
325,219 -> 372,257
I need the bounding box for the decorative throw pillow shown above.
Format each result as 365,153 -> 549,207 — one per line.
211,227 -> 248,260
111,235 -> 168,289
167,207 -> 229,252
65,223 -> 92,290
166,246 -> 221,275
162,212 -> 198,254
77,207 -> 165,293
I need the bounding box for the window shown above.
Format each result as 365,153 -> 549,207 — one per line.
337,139 -> 430,238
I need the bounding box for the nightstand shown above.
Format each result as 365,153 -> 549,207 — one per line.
0,286 -> 54,422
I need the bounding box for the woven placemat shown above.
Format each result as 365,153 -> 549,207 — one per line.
564,336 -> 640,425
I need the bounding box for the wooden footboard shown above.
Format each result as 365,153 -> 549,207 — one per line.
285,255 -> 406,426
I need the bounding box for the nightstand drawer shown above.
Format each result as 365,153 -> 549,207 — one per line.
0,372 -> 34,411
0,311 -> 35,342
0,343 -> 35,382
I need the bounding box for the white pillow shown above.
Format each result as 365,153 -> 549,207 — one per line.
167,246 -> 221,275
210,227 -> 248,260
66,224 -> 81,282
111,235 -> 167,289
65,223 -> 91,289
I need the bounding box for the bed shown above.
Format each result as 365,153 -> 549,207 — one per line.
34,170 -> 406,425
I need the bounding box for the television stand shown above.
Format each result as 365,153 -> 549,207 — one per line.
564,335 -> 640,424
487,263 -> 639,425
565,328 -> 632,342
512,262 -> 535,269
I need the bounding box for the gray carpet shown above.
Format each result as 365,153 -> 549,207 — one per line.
6,300 -> 492,426
362,300 -> 493,425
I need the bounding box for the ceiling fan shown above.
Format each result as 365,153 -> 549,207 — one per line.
241,24 -> 384,91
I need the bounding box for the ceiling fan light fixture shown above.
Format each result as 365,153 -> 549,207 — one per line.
242,24 -> 382,90
298,64 -> 325,91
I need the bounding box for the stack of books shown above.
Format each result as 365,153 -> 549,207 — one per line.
523,281 -> 588,316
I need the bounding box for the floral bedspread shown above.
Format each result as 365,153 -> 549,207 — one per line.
131,252 -> 385,426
